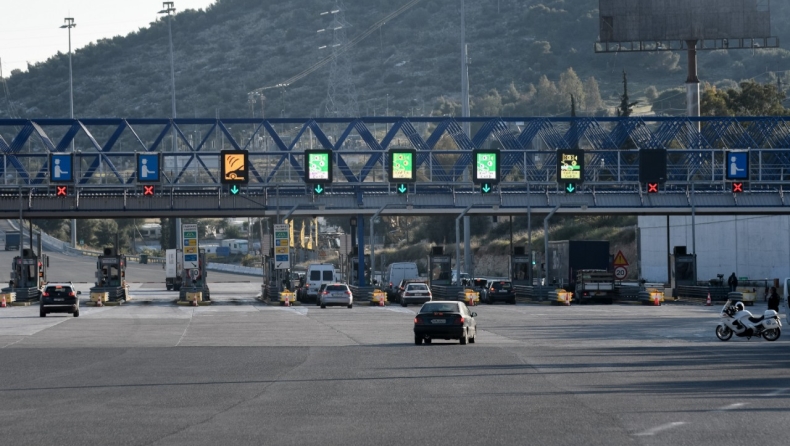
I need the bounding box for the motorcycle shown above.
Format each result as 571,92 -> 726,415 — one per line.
716,299 -> 781,342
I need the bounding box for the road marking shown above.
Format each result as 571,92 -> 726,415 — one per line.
715,403 -> 747,411
763,388 -> 789,397
383,307 -> 415,315
635,422 -> 686,436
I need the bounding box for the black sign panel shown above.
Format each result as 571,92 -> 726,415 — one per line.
639,149 -> 667,184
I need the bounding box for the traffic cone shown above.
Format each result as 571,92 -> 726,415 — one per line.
97,297 -> 103,307
706,293 -> 712,306
654,295 -> 660,306
284,296 -> 290,307
379,296 -> 385,306
191,296 -> 197,307
1,296 -> 5,308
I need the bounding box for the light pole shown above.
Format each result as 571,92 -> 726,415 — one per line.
158,2 -> 180,248
60,17 -> 77,248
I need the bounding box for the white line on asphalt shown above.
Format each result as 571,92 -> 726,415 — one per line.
715,403 -> 747,411
383,307 -> 415,315
763,388 -> 789,397
635,422 -> 686,436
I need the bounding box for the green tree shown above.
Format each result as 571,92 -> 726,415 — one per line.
701,80 -> 789,116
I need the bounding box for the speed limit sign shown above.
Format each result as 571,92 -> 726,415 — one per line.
614,266 -> 627,280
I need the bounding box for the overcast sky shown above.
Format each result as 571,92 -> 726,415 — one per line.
0,0 -> 217,76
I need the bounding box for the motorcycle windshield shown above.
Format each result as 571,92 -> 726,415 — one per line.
721,299 -> 734,317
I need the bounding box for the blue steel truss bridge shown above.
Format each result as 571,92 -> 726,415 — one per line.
1,116 -> 790,218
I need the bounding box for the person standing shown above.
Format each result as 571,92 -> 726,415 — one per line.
727,272 -> 738,292
768,287 -> 780,312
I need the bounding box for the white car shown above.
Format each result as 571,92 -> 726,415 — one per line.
319,283 -> 353,309
400,282 -> 433,307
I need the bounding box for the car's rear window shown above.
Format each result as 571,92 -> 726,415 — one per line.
407,284 -> 429,291
492,282 -> 512,290
322,270 -> 333,281
420,303 -> 459,313
310,271 -> 321,280
46,287 -> 73,297
325,285 -> 347,292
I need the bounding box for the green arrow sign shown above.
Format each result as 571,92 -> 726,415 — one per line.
565,183 -> 576,193
230,185 -> 240,195
481,183 -> 492,194
397,184 -> 408,194
314,184 -> 324,195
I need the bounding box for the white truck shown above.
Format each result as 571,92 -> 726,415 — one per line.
165,249 -> 183,291
220,239 -> 249,255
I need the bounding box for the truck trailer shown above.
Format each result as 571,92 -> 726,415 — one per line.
547,240 -> 614,303
165,249 -> 183,291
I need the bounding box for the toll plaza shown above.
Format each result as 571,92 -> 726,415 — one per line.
511,246 -> 533,286
347,248 -> 370,287
3,230 -> 48,303
89,243 -> 129,304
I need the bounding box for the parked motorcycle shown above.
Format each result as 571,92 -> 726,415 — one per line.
716,300 -> 781,342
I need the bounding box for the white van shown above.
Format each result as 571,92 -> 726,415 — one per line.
385,262 -> 420,300
305,263 -> 337,302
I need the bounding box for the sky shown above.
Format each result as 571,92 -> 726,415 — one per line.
0,0 -> 218,76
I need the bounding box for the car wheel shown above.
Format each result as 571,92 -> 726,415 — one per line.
424,338 -> 432,344
460,329 -> 468,345
321,304 -> 326,309
347,304 -> 353,309
73,310 -> 80,318
401,301 -> 407,307
414,335 -> 422,345
40,308 -> 46,317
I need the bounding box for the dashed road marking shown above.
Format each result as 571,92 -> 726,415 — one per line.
763,388 -> 789,397
635,422 -> 686,436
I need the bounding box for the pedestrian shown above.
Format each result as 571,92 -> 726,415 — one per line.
767,286 -> 780,312
727,272 -> 738,292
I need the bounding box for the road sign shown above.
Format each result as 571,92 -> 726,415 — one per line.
613,250 -> 629,267
388,149 -> 416,183
56,186 -> 68,197
273,223 -> 290,269
190,269 -> 200,279
565,183 -> 576,194
182,223 -> 199,269
137,153 -> 161,183
143,185 -> 155,196
726,151 -> 749,180
229,185 -> 241,195
396,183 -> 408,194
305,150 -> 333,184
557,149 -> 584,184
614,266 -> 627,280
481,183 -> 493,194
472,149 -> 501,184
313,184 -> 325,195
639,149 -> 667,184
647,182 -> 659,193
220,150 -> 249,184
732,182 -> 744,193
49,153 -> 73,183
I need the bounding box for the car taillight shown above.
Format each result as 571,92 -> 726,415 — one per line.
389,282 -> 392,288
68,292 -> 75,297
306,284 -> 310,288
414,317 -> 423,325
345,291 -> 351,295
458,316 -> 465,324
489,288 -> 495,293
323,291 -> 329,295
42,292 -> 49,297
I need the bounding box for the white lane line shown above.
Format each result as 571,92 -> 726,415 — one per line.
635,422 -> 686,437
715,403 -> 747,411
763,388 -> 789,397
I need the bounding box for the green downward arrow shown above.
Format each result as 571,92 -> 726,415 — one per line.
398,184 -> 407,194
481,184 -> 492,194
230,185 -> 240,195
314,184 -> 324,194
566,183 -> 576,193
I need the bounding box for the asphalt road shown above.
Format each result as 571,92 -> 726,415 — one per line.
1,293 -> 788,446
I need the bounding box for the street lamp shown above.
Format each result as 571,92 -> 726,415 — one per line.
60,17 -> 77,248
158,2 -> 180,248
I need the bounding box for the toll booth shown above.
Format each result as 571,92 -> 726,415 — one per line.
179,249 -> 210,302
347,247 -> 370,286
89,247 -> 128,302
428,247 -> 452,287
670,246 -> 697,296
511,246 -> 532,286
4,248 -> 48,302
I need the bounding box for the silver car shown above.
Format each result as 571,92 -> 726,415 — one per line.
319,283 -> 353,309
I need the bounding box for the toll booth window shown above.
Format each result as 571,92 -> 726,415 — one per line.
310,271 -> 321,280
323,271 -> 333,281
27,265 -> 36,280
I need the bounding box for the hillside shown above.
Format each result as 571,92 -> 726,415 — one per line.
3,0 -> 790,120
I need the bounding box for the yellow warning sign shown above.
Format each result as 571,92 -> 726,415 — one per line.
277,239 -> 289,247
184,246 -> 197,254
221,150 -> 249,183
613,250 -> 629,267
275,247 -> 288,254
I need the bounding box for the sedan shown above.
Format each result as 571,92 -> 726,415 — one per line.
485,280 -> 516,304
400,283 -> 432,307
319,283 -> 353,309
413,301 -> 477,345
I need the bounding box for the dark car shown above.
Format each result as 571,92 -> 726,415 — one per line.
40,283 -> 81,317
485,280 -> 516,304
413,301 -> 477,345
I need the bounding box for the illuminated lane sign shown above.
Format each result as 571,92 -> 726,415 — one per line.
137,153 -> 161,183
557,149 -> 584,183
732,182 -> 744,193
220,150 -> 249,184
647,183 -> 659,193
472,149 -> 500,184
143,185 -> 155,196
304,150 -> 333,184
56,186 -> 68,197
388,149 -> 416,183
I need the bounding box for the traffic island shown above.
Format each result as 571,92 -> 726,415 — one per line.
369,290 -> 389,306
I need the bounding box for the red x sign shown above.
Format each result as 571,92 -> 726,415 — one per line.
143,185 -> 155,196
56,186 -> 68,197
732,182 -> 744,193
647,183 -> 659,193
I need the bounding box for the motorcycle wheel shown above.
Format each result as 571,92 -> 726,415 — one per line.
716,325 -> 733,341
763,328 -> 781,342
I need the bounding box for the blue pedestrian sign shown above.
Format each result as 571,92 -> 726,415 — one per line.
137,153 -> 161,183
726,151 -> 749,180
49,154 -> 73,183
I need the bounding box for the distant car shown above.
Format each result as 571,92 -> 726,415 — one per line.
40,283 -> 81,318
319,283 -> 353,309
400,282 -> 432,307
484,280 -> 516,305
396,278 -> 429,303
413,301 -> 477,345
